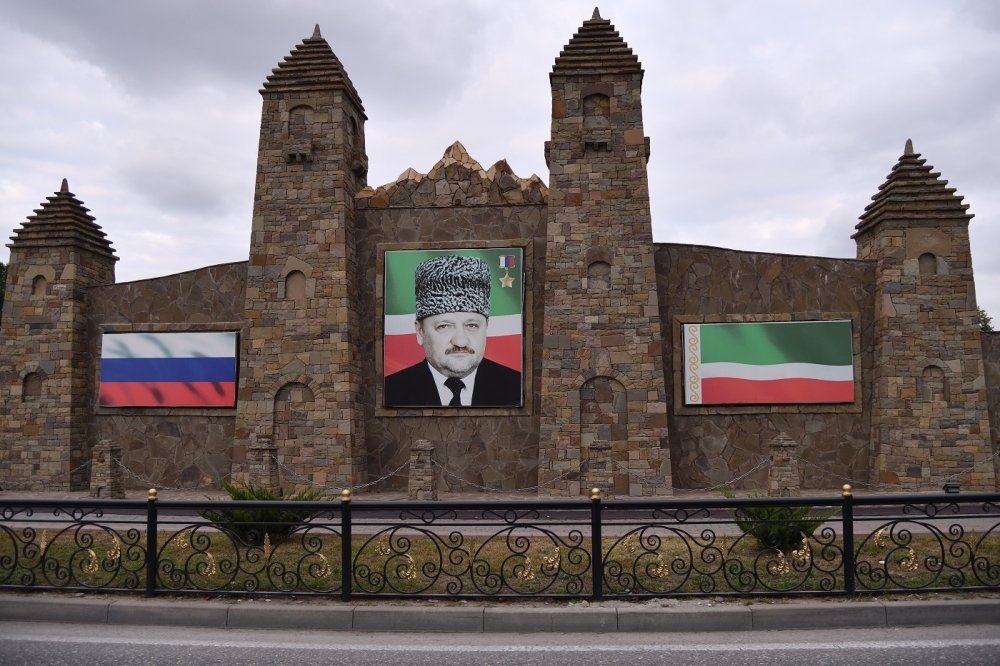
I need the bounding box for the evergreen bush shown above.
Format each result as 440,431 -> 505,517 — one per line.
723,491 -> 833,552
198,482 -> 326,546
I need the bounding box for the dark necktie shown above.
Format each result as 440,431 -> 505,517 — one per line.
444,377 -> 465,406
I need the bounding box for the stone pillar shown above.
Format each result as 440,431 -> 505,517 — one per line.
2,180 -> 117,491
246,435 -> 280,493
586,440 -> 613,498
89,440 -> 124,499
855,141 -> 995,491
538,10 -> 672,496
408,439 -> 437,500
768,432 -> 800,497
235,26 -> 369,493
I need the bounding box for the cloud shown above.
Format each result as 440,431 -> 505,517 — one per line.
1,0 -> 997,318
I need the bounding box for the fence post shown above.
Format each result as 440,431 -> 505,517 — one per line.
145,488 -> 158,597
591,487 -> 603,600
341,489 -> 352,601
841,484 -> 855,595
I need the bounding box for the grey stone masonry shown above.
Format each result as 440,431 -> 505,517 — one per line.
586,440 -> 614,497
768,432 -> 800,497
243,435 -> 280,493
854,140 -> 995,491
1,179 -> 116,491
407,439 -> 437,500
539,10 -> 672,496
235,26 -> 368,493
89,440 -> 124,498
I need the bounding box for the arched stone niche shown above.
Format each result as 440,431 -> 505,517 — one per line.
585,246 -> 612,291
919,364 -> 948,402
580,376 -> 628,494
22,371 -> 43,400
272,381 -> 317,485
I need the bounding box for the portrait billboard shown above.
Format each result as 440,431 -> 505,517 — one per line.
383,247 -> 523,408
683,320 -> 854,405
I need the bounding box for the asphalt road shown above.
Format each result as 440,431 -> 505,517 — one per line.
2,621 -> 999,666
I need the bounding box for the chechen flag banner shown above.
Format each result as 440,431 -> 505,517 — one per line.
99,332 -> 238,407
684,320 -> 854,405
383,247 -> 523,376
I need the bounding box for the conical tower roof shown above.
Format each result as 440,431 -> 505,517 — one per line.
7,179 -> 117,260
552,8 -> 642,77
261,24 -> 365,115
853,139 -> 972,237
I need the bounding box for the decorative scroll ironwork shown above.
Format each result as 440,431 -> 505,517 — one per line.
0,506 -> 145,590
351,510 -> 590,596
156,518 -> 343,594
853,499 -> 1000,591
602,521 -> 843,596
2,494 -> 998,598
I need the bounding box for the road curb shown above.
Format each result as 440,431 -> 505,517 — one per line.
2,595 -> 999,632
749,601 -> 886,630
883,599 -> 1000,626
617,605 -> 752,632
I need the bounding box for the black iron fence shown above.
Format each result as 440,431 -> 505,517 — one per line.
2,488 -> 998,599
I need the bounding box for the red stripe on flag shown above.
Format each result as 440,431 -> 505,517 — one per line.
100,382 -> 236,407
484,335 -> 521,372
384,333 -> 522,376
701,378 -> 854,405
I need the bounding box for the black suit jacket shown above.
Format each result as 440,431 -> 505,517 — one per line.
384,358 -> 522,407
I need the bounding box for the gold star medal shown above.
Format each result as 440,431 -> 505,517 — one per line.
498,254 -> 516,288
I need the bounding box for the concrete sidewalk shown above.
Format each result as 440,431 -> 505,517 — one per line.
2,594 -> 999,633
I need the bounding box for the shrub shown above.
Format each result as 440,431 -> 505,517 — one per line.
722,491 -> 833,552
198,482 -> 327,546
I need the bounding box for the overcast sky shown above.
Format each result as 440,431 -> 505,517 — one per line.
2,0 -> 998,319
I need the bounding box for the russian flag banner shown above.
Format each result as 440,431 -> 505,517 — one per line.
99,332 -> 238,408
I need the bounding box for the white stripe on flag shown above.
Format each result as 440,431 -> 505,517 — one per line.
101,332 -> 237,359
384,314 -> 522,336
699,362 -> 854,382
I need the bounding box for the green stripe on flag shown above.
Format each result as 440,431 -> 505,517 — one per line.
384,248 -> 524,317
699,320 -> 852,366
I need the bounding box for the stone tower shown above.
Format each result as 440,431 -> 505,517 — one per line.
235,26 -> 368,490
854,140 -> 995,491
1,180 -> 117,490
538,10 -> 672,496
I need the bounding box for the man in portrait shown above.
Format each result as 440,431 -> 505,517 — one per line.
383,255 -> 521,407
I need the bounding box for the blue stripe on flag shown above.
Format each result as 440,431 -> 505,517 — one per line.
101,357 -> 236,383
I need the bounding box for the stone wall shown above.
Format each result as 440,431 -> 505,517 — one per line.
656,244 -> 876,490
87,262 -> 247,488
983,332 -> 1000,485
